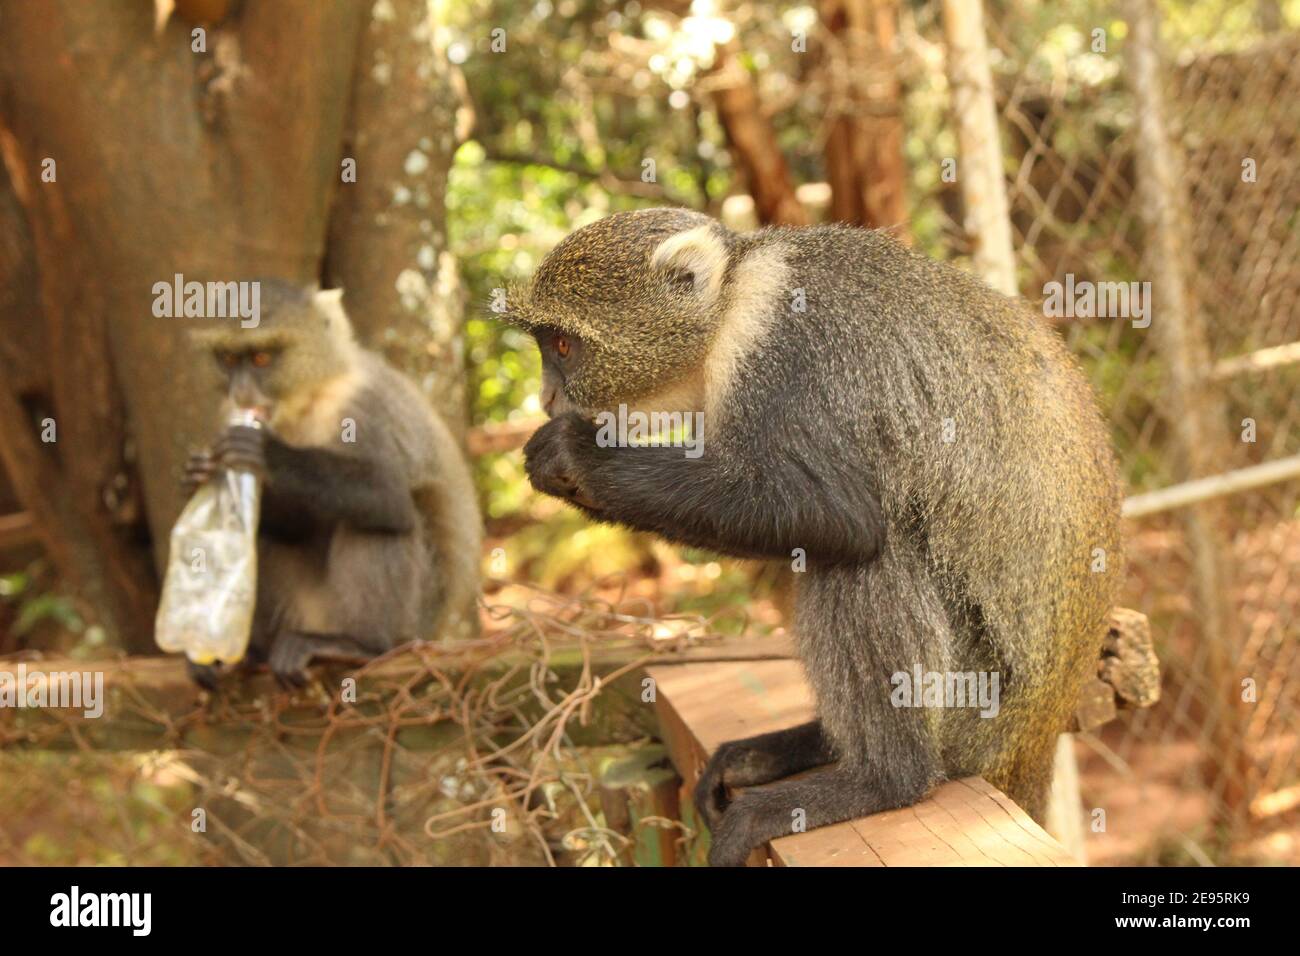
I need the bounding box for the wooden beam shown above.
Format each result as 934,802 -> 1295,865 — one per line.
1209,340 -> 1300,381
0,632 -> 797,752
1123,453 -> 1300,518
2,602 -> 1156,756
942,0 -> 1017,295
647,659 -> 1079,866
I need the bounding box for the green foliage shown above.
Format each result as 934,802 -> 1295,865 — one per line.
509,513 -> 651,590
2,565 -> 81,637
3,754 -> 200,866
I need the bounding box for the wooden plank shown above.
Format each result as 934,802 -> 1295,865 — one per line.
597,744 -> 683,867
0,633 -> 797,752
648,659 -> 1079,867
649,659 -> 814,764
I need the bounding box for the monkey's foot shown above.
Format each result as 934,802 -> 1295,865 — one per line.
267,631 -> 381,688
693,721 -> 834,830
186,659 -> 222,690
268,632 -> 317,687
706,766 -> 903,867
694,745 -> 742,830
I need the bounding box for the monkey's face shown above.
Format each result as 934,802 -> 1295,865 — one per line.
522,297 -> 715,416
514,209 -> 733,415
192,290 -> 355,420
209,338 -> 286,419
533,326 -> 586,417
199,328 -> 346,421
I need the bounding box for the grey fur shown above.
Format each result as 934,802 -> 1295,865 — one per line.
520,211 -> 1123,864
189,280 -> 481,685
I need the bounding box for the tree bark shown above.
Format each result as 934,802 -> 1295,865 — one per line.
819,0 -> 909,236
705,39 -> 808,227
0,0 -> 467,652
324,3 -> 469,439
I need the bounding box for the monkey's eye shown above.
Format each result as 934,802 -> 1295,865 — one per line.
219,351 -> 240,369
554,336 -> 571,359
251,350 -> 274,369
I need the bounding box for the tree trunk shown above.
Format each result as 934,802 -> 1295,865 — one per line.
323,3 -> 468,439
0,0 -> 467,653
706,39 -> 808,227
819,0 -> 909,236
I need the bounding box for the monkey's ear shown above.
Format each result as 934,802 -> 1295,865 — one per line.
650,226 -> 727,299
313,288 -> 353,337
313,287 -> 343,313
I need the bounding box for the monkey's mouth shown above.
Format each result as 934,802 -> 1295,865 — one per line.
242,404 -> 272,425
225,398 -> 273,424
542,388 -> 577,418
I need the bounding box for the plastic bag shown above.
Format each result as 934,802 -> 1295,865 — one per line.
155,411 -> 263,665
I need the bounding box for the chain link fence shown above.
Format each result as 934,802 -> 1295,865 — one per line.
0,586 -> 721,866
906,0 -> 1299,864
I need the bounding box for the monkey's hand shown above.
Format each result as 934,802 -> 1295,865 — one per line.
214,423 -> 267,476
182,449 -> 218,494
522,413 -> 603,512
